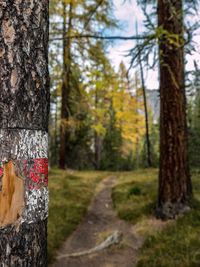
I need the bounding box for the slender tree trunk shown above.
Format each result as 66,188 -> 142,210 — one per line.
0,1 -> 49,265
156,0 -> 192,219
55,91 -> 58,164
136,22 -> 152,167
94,85 -> 101,170
139,58 -> 152,167
94,133 -> 102,170
135,78 -> 140,168
59,1 -> 73,169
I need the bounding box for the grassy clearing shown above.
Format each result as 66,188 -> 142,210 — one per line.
112,169 -> 158,224
48,169 -> 108,263
112,169 -> 200,267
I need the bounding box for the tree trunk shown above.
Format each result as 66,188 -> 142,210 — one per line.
156,0 -> 192,219
139,57 -> 152,167
94,132 -> 102,170
136,22 -> 152,167
59,1 -> 73,169
135,87 -> 140,169
0,1 -> 49,265
94,80 -> 102,170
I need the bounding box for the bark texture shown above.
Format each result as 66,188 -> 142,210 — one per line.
0,0 -> 49,265
0,129 -> 48,161
0,0 -> 49,130
0,220 -> 47,267
157,0 -> 192,219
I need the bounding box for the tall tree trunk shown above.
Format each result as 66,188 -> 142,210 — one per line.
94,84 -> 101,170
0,1 -> 49,265
59,1 -> 73,169
156,0 -> 192,219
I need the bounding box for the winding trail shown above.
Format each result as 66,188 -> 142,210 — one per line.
52,176 -> 144,267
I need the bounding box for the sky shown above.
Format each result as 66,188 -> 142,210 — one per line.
108,0 -> 200,90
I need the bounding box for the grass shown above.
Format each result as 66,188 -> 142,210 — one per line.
112,169 -> 158,224
112,169 -> 200,267
48,169 -> 108,263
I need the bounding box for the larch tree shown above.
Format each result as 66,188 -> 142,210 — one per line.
50,0 -> 116,169
0,0 -> 49,266
156,0 -> 192,219
87,42 -> 112,169
59,0 -> 73,169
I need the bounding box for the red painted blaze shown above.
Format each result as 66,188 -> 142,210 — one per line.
30,158 -> 48,185
22,158 -> 48,189
0,159 -> 48,189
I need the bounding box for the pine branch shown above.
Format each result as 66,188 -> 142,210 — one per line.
83,0 -> 104,30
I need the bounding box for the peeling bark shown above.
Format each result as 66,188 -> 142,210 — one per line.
0,161 -> 24,227
0,0 -> 49,265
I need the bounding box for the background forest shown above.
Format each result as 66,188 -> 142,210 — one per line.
47,1 -> 200,266
48,0 -> 200,171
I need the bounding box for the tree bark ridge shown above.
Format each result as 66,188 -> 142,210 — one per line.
0,0 -> 49,265
157,0 -> 192,219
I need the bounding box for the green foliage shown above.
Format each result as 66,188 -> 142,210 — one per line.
100,105 -> 123,171
140,122 -> 159,168
66,118 -> 94,169
49,0 -> 117,169
188,68 -> 200,168
49,0 -> 158,171
112,169 -> 157,223
150,123 -> 159,167
189,129 -> 200,168
128,185 -> 142,197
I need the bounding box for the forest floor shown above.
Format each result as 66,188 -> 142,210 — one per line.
51,174 -> 167,267
48,170 -> 108,263
113,169 -> 200,267
51,176 -> 143,267
49,169 -> 200,267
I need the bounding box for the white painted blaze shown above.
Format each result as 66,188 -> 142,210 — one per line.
0,129 -> 48,162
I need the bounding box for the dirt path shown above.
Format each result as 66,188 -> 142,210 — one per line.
52,176 -> 144,267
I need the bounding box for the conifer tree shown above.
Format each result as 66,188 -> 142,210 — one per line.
157,0 -> 192,219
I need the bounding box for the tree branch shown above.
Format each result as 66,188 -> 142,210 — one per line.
83,0 -> 104,30
50,34 -> 150,42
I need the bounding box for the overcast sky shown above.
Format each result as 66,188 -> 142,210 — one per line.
108,0 -> 200,90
